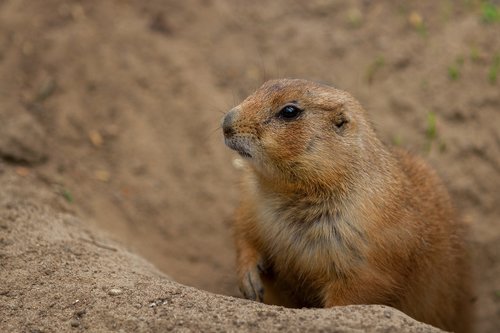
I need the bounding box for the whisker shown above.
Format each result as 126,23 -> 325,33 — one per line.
202,124 -> 223,142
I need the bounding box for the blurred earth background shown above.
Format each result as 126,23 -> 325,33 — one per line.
0,0 -> 499,332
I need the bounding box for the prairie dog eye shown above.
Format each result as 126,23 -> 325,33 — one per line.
278,105 -> 302,120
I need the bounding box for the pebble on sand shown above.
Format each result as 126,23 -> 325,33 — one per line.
108,288 -> 123,296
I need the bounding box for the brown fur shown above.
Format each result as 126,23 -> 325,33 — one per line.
222,79 -> 472,332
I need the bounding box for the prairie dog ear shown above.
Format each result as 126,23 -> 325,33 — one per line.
332,112 -> 348,133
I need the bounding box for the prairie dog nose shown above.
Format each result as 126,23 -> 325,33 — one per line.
222,109 -> 237,137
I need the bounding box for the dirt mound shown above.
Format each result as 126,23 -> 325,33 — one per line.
0,173 -> 441,332
0,0 -> 499,332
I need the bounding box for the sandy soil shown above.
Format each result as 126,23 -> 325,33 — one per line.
0,0 -> 499,332
0,172 -> 442,332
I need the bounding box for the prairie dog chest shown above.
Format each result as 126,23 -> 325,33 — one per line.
254,194 -> 366,279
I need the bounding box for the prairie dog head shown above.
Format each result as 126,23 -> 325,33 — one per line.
222,79 -> 379,190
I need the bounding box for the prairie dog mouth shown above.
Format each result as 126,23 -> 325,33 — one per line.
224,137 -> 253,158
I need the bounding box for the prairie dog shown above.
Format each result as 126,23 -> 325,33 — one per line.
222,79 -> 471,332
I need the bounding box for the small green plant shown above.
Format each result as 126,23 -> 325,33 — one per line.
426,112 -> 437,141
416,24 -> 428,37
62,189 -> 74,203
470,47 -> 480,62
448,65 -> 460,80
448,55 -> 465,81
488,54 -> 500,84
366,56 -> 385,84
480,2 -> 500,23
440,1 -> 454,22
424,111 -> 439,153
392,135 -> 403,146
408,11 -> 427,37
347,7 -> 363,28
